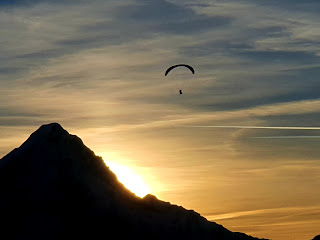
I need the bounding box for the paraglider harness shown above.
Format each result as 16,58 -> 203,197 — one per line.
179,89 -> 182,94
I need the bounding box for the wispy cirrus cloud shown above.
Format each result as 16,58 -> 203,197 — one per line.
1,2 -> 320,239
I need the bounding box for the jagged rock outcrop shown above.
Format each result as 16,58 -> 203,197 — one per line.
0,123 -> 267,240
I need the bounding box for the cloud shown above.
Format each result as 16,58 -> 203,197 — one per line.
207,205 -> 320,221
118,0 -> 193,21
2,3 -> 320,239
1,0 -> 320,171
180,125 -> 320,130
239,50 -> 320,64
0,0 -> 88,7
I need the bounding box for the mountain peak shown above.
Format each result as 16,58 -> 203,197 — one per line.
0,123 -> 267,240
24,122 -> 68,144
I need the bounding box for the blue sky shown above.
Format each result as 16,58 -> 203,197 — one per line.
1,1 -> 320,239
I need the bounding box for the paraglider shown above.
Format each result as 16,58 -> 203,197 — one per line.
165,64 -> 195,76
165,64 -> 195,94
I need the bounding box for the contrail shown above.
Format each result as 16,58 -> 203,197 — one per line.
180,125 -> 320,130
252,136 -> 320,139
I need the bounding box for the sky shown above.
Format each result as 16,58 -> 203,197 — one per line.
1,0 -> 320,239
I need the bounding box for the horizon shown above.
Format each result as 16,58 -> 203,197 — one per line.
1,1 -> 320,239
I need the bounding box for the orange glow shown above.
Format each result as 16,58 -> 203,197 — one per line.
103,159 -> 151,198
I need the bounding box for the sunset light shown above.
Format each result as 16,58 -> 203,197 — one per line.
104,160 -> 151,198
2,0 -> 320,239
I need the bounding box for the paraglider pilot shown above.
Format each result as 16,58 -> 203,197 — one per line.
179,89 -> 183,94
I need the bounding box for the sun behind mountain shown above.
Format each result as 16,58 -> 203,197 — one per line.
0,123 -> 267,240
103,160 -> 151,198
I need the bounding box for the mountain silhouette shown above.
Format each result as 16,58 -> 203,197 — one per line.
0,123 -> 267,240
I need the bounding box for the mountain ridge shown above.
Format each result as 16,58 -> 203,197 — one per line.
0,123 -> 267,240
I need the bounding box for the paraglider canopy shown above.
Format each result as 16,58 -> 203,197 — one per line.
165,64 -> 195,76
